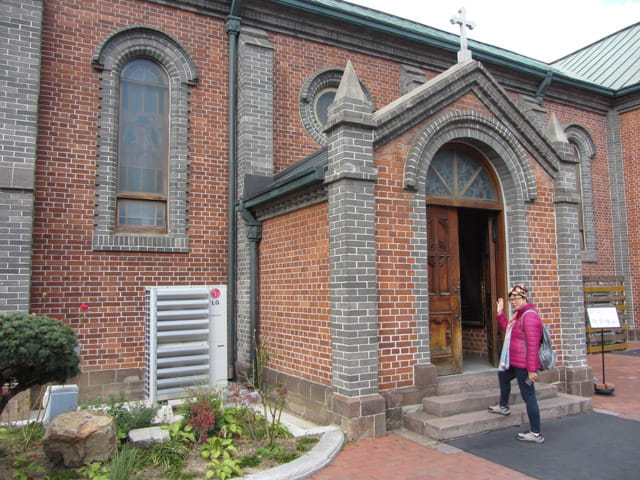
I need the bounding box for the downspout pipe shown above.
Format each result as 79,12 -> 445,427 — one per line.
241,208 -> 262,381
536,71 -> 553,105
226,0 -> 243,380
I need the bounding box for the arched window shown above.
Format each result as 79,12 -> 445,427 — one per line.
565,124 -> 597,262
426,149 -> 499,206
91,27 -> 198,252
118,59 -> 169,230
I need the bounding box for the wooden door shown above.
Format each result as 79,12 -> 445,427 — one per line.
427,206 -> 462,375
485,214 -> 499,365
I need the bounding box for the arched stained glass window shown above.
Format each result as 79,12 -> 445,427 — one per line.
118,58 -> 169,230
426,149 -> 497,202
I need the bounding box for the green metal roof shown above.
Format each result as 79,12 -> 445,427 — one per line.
270,0 -> 640,96
552,22 -> 640,93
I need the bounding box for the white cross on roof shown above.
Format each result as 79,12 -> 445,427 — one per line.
450,7 -> 476,63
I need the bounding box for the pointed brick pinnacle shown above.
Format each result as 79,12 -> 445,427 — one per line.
334,60 -> 368,105
546,112 -> 568,144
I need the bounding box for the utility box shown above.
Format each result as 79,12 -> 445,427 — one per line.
145,285 -> 228,403
43,385 -> 78,423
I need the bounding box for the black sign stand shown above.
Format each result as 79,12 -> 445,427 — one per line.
587,306 -> 620,395
595,328 -> 615,394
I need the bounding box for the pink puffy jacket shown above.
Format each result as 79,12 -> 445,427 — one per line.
497,302 -> 543,372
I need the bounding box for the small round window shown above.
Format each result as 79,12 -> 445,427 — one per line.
314,88 -> 337,127
300,67 -> 374,146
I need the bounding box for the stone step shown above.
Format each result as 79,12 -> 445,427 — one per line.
404,393 -> 593,441
436,371 -> 498,395
423,383 -> 559,417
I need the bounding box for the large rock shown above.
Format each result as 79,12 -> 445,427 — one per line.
43,410 -> 117,467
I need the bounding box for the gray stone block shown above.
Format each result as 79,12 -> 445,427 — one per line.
128,426 -> 170,448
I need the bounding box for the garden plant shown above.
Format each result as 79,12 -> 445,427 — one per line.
0,313 -> 81,417
0,341 -> 319,479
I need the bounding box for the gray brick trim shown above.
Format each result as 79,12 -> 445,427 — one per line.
237,27 -> 274,190
0,0 -> 43,313
299,67 -> 375,147
300,67 -> 343,146
551,142 -> 589,367
91,27 -> 198,252
564,124 -> 598,263
253,184 -> 328,221
326,63 -> 379,397
606,111 -> 634,328
399,64 -> 426,96
554,201 -> 588,367
236,26 -> 275,365
376,61 -> 561,179
405,110 -> 537,203
408,194 -> 430,364
402,108 -> 546,351
0,190 -> 35,313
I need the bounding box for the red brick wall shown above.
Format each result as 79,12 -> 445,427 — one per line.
543,103 -> 614,277
526,162 -> 562,364
269,33 -> 421,173
462,329 -> 489,357
31,0 -> 230,372
375,134 -> 422,390
31,0 -> 623,389
373,92 -> 563,386
621,108 -> 640,330
258,203 -> 332,386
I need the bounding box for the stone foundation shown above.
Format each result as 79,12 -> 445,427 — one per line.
381,363 -> 438,430
74,368 -> 145,403
562,365 -> 595,396
262,364 -> 437,441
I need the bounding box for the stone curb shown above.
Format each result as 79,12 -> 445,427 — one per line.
244,427 -> 344,480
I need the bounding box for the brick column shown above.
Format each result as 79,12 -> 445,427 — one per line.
553,138 -> 593,396
236,27 -> 274,369
0,0 -> 43,314
606,111 -> 634,336
324,61 -> 384,439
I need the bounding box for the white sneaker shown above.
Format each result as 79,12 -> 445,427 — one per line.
488,404 -> 510,416
517,431 -> 544,443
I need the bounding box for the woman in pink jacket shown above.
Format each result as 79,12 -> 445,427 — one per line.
489,284 -> 544,443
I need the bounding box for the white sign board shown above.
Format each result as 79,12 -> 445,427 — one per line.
587,306 -> 621,329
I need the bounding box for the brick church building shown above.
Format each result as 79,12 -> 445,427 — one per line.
2,0 -> 639,439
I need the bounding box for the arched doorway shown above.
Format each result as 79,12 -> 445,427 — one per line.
426,146 -> 505,375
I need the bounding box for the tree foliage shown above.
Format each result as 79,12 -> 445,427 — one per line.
0,313 -> 81,416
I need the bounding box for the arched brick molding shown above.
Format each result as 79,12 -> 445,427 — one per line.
300,67 -> 375,146
403,110 -> 544,328
91,26 -> 199,252
564,124 -> 597,263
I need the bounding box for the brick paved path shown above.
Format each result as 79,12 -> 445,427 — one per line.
310,342 -> 640,480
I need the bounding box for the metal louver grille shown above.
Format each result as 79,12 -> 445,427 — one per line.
146,286 -> 220,402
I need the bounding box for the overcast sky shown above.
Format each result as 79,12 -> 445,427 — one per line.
347,0 -> 640,63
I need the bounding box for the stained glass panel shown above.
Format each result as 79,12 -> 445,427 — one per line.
426,150 -> 497,201
118,59 -> 168,229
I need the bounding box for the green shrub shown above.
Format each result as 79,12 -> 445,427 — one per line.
0,313 -> 80,417
236,454 -> 261,468
109,445 -> 141,480
296,435 -> 319,452
44,468 -> 80,479
147,438 -> 190,469
84,393 -> 159,440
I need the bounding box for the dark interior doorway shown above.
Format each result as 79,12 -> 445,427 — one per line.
458,208 -> 499,369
